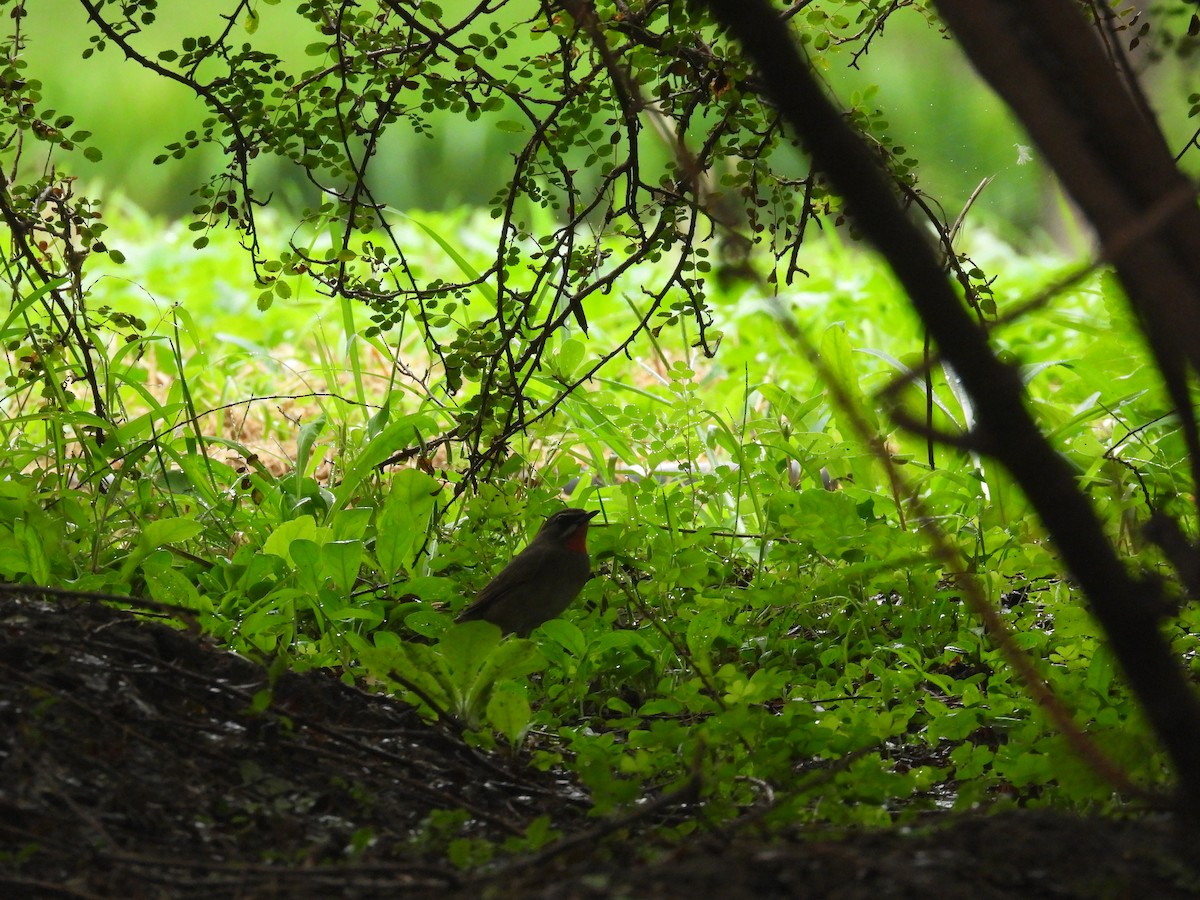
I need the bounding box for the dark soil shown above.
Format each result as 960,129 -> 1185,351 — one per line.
1,588 -> 1197,899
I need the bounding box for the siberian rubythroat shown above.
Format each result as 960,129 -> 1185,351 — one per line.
456,508 -> 599,637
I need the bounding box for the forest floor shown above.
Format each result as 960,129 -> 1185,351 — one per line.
2,589 -> 1197,899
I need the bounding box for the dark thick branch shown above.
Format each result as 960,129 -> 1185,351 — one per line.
699,0 -> 1200,814
935,0 -> 1200,531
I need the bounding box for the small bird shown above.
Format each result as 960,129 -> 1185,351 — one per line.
456,508 -> 599,637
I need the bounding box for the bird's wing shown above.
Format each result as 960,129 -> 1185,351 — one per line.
456,547 -> 540,618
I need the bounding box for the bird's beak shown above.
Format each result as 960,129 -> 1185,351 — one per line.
586,510 -> 600,521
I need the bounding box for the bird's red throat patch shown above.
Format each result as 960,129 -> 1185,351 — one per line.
565,524 -> 589,553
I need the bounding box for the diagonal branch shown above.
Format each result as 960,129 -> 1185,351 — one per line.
698,0 -> 1200,817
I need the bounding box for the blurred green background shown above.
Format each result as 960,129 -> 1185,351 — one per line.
22,1 -> 1200,245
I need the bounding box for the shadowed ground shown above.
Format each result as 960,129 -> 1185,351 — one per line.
1,592 -> 1195,898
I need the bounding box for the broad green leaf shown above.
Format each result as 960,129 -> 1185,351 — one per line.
756,382 -> 825,426
289,538 -> 323,593
376,468 -> 440,577
404,607 -> 455,639
15,519 -> 50,584
685,608 -> 723,677
1085,646 -> 1115,698
144,562 -> 208,611
331,507 -> 373,543
486,685 -> 532,745
321,539 -> 363,594
440,620 -> 503,688
820,324 -> 879,436
142,517 -> 205,548
262,516 -> 326,560
555,338 -> 585,379
539,618 -> 588,658
475,638 -> 543,684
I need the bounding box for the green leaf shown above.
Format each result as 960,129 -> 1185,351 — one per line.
486,684 -> 532,745
555,338 -> 585,379
263,516 -> 326,561
321,540 -> 363,594
328,413 -> 439,514
438,623 -> 543,724
756,382 -> 825,425
144,562 -> 208,611
440,620 -> 504,688
685,608 -> 722,677
375,468 -> 440,577
539,618 -> 587,658
404,606 -> 454,640
1085,646 -> 1115,698
14,519 -> 50,584
289,538 -> 323,593
330,507 -> 372,543
767,488 -> 865,557
142,517 -> 205,548
295,414 -> 326,475
820,324 -> 880,436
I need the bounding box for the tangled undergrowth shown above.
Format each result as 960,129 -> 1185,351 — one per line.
3,588 -> 1197,899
